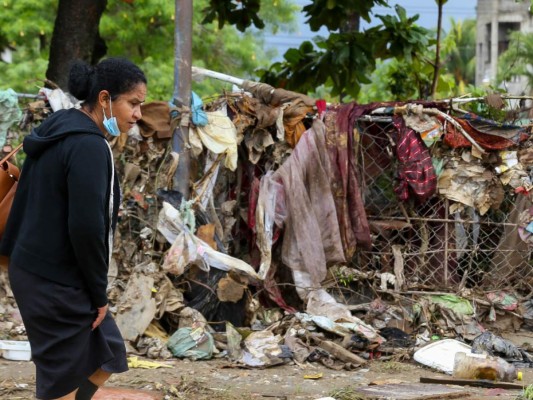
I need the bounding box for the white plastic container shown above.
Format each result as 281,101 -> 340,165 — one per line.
413,339 -> 471,374
0,340 -> 32,361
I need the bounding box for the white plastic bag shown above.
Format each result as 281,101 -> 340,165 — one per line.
162,230 -> 208,275
159,202 -> 261,280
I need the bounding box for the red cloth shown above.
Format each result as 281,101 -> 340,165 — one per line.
324,105 -> 372,255
248,177 -> 261,231
393,117 -> 437,203
443,118 -> 520,150
264,259 -> 297,313
315,99 -> 327,118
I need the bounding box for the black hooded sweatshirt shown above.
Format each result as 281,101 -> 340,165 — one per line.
0,108 -> 118,308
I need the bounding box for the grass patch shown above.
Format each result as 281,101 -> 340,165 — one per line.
206,389 -> 256,400
517,384 -> 533,400
370,361 -> 414,373
328,386 -> 367,400
154,378 -> 256,400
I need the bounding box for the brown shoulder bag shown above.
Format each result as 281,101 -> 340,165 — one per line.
0,143 -> 23,238
0,143 -> 23,269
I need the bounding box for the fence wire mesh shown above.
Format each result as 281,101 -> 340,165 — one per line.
353,117 -> 533,296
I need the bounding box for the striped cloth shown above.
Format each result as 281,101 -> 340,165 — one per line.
393,117 -> 437,203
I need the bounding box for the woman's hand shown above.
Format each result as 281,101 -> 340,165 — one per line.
92,304 -> 108,330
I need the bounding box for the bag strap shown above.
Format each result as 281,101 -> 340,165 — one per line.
0,143 -> 23,165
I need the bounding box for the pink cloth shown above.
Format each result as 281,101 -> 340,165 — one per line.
271,119 -> 345,285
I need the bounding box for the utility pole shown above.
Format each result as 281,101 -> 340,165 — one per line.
172,0 -> 192,199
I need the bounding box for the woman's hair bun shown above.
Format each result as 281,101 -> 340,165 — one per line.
68,60 -> 95,101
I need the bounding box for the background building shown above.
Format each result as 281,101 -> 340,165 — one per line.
475,0 -> 533,93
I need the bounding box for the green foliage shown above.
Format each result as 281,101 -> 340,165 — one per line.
358,56 -> 456,103
0,0 -> 56,49
202,0 -> 264,32
0,0 -> 295,101
356,59 -> 391,103
302,0 -> 388,31
259,5 -> 432,99
357,17 -> 478,103
335,269 -> 357,286
1,0 -> 478,106
441,18 -> 476,87
258,0 -> 299,34
517,384 -> 533,400
0,40 -> 48,93
497,31 -> 533,93
200,0 -> 301,33
0,0 -> 54,92
101,0 -> 178,101
260,32 -> 375,98
372,5 -> 431,62
460,84 -> 509,121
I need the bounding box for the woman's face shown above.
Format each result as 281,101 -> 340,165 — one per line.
107,82 -> 147,134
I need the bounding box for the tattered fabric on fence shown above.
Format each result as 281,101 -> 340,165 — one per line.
392,117 -> 437,203
137,101 -> 173,139
191,110 -> 239,171
257,119 -> 345,289
443,113 -> 527,151
323,107 -> 371,257
242,81 -> 315,148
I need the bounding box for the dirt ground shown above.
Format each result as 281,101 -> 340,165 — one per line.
1,353 -> 531,400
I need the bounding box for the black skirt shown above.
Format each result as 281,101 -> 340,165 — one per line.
9,264 -> 128,400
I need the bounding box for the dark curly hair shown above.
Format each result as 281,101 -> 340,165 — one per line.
68,57 -> 147,109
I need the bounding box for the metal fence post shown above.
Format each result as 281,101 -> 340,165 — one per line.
172,0 -> 192,199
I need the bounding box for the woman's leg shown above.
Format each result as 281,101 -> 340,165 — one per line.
40,369 -> 111,400
74,369 -> 112,400
88,369 -> 112,386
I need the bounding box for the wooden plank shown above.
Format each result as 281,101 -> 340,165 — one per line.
355,383 -> 469,399
317,340 -> 367,366
420,376 -> 524,390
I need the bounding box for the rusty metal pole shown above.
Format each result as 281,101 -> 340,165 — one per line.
172,0 -> 192,199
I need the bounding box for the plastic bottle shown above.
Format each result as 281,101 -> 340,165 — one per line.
452,352 -> 517,382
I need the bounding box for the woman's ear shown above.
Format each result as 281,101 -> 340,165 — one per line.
97,90 -> 110,109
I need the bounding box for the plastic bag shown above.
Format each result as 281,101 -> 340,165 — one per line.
159,202 -> 260,280
471,331 -> 523,361
191,91 -> 208,127
167,326 -> 214,360
162,230 -> 208,276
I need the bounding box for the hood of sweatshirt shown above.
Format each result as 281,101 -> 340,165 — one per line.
23,108 -> 104,159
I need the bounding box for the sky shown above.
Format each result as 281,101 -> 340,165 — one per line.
263,0 -> 478,60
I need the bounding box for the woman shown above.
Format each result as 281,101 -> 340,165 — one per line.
1,57 -> 147,400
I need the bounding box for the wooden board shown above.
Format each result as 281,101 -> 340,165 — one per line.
355,383 -> 469,399
420,376 -> 525,390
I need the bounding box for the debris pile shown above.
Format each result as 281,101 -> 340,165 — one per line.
0,85 -> 533,382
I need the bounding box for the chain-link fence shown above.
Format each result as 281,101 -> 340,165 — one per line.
353,116 -> 533,296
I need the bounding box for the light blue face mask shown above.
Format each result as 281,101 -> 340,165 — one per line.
102,98 -> 120,136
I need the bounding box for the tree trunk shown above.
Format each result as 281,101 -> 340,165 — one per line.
431,0 -> 444,99
341,10 -> 360,34
339,10 -> 360,102
46,0 -> 108,90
